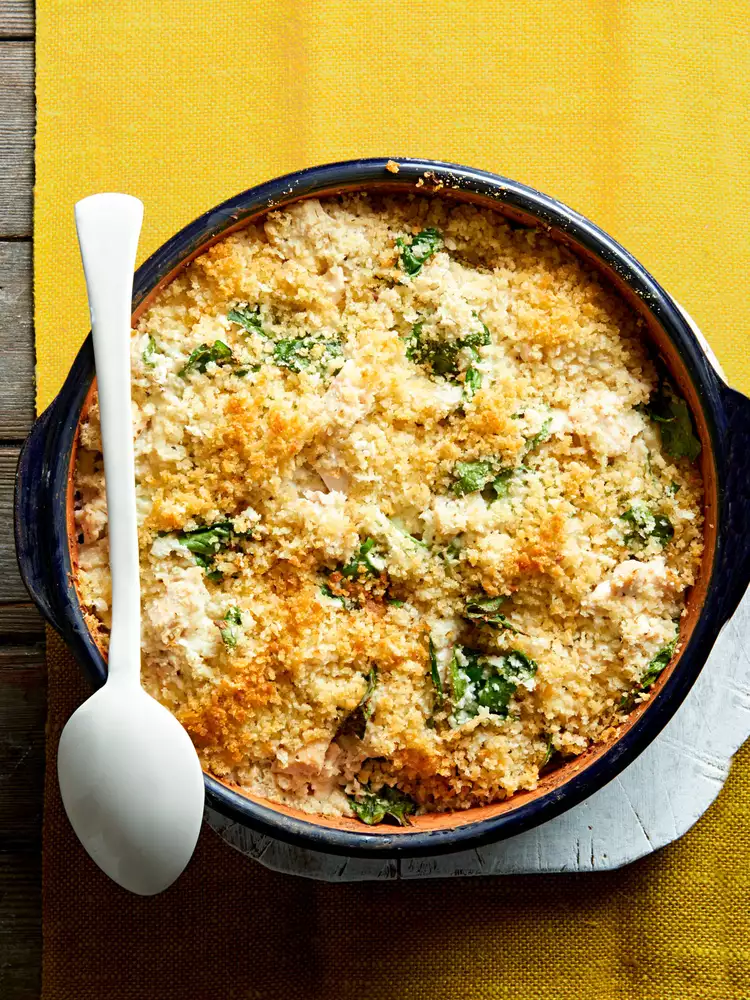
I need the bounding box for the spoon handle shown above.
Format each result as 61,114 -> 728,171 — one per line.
75,194 -> 144,685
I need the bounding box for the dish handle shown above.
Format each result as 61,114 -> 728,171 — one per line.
14,404 -> 66,634
716,385 -> 750,624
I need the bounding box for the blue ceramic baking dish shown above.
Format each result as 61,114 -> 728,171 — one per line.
15,158 -> 750,859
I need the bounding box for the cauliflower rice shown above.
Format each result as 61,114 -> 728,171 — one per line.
74,193 -> 704,823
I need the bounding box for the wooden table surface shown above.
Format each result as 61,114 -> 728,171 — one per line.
0,4 -> 44,998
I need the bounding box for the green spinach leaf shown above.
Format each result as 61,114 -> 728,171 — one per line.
464,595 -> 522,634
429,636 -> 444,709
396,227 -> 442,276
465,595 -> 505,616
178,521 -> 234,560
403,321 -> 425,364
643,381 -> 701,462
339,667 -> 378,740
452,460 -> 497,496
450,647 -> 538,725
484,468 -> 516,502
451,459 -> 516,501
176,520 -> 242,579
228,305 -> 265,336
273,336 -> 343,374
179,340 -> 233,377
404,319 -> 489,401
642,633 -> 678,689
463,365 -> 483,400
348,784 -> 416,826
219,606 -> 242,648
620,627 -> 679,709
340,537 -> 387,579
320,583 -> 356,610
527,416 -> 552,452
441,536 -> 464,565
621,502 -> 674,548
219,627 -> 237,648
142,334 -> 158,368
387,519 -> 429,550
462,324 -> 492,350
229,305 -> 342,377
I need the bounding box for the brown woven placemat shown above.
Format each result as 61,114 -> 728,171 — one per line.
43,634 -> 750,1000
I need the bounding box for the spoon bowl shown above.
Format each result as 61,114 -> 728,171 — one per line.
58,681 -> 205,895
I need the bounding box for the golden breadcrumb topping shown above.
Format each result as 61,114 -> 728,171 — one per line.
74,194 -> 704,819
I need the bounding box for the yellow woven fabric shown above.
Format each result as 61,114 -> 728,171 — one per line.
36,2 -> 750,997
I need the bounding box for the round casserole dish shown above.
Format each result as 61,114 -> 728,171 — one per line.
15,157 -> 750,859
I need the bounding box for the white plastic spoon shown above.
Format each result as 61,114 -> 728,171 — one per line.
57,194 -> 205,896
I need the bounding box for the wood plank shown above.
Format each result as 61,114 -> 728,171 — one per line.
0,645 -> 46,849
0,2 -> 34,38
0,447 -> 29,602
0,602 -> 44,638
0,851 -> 42,1000
0,42 -> 34,238
0,643 -> 45,1000
0,641 -> 45,666
0,240 -> 34,438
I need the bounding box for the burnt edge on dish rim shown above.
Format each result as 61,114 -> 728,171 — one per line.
15,157 -> 750,859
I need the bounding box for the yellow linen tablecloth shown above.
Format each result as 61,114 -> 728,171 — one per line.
36,3 -> 750,997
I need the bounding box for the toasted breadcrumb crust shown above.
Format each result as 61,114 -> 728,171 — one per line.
74,194 -> 704,817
